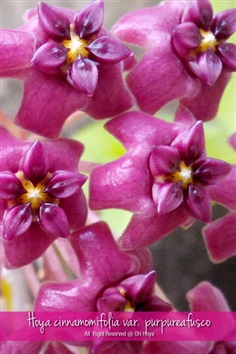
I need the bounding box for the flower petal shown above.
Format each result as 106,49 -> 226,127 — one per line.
20,140 -> 49,181
192,157 -> 232,185
185,185 -> 211,222
120,205 -> 191,249
188,50 -> 222,86
38,2 -> 70,40
45,171 -> 87,198
74,0 -> 104,39
171,121 -> 205,165
68,58 -> 98,96
172,22 -> 202,58
70,222 -> 140,284
3,204 -> 32,241
3,223 -> 58,269
0,30 -> 35,75
207,166 -> 236,210
32,42 -> 68,75
149,146 -> 180,176
39,203 -> 70,238
153,182 -> 183,214
0,172 -> 24,199
180,70 -> 231,121
97,287 -> 126,312
89,150 -> 153,213
187,281 -> 230,311
203,212 -> 236,262
211,9 -> 236,40
217,43 -> 236,71
87,36 -> 132,64
182,0 -> 213,29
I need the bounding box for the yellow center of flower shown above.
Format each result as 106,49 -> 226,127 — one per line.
11,172 -> 58,214
195,29 -> 217,54
118,287 -> 135,312
164,161 -> 193,189
61,25 -> 89,64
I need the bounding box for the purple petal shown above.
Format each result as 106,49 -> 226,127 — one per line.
203,212 -> 236,262
70,222 -> 140,285
45,171 -> 87,198
58,191 -> 87,231
0,30 -> 35,75
182,0 -> 213,29
149,146 -> 180,176
152,182 -> 183,214
180,70 -> 231,121
89,151 -> 154,213
3,204 -> 32,240
172,22 -> 202,58
113,1 -> 185,47
185,185 -> 211,222
39,203 -> 70,238
32,42 -> 68,75
174,105 -> 197,126
87,36 -> 132,64
207,166 -> 236,210
211,9 -> 236,40
14,68 -> 88,138
38,2 -> 70,40
68,58 -> 98,96
217,43 -> 236,71
171,121 -> 205,165
229,133 -> 236,151
0,172 -> 24,199
20,140 -> 49,181
192,157 -> 231,185
187,281 -> 230,311
188,50 -> 222,85
97,287 -> 126,312
3,223 -> 57,269
74,0 -> 104,39
120,205 -> 192,249
126,45 -> 198,115
105,111 -> 179,150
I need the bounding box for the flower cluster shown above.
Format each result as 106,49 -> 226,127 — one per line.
0,0 -> 236,353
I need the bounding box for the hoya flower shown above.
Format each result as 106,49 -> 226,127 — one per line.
203,133 -> 236,262
0,126 -> 87,268
35,221 -> 172,352
0,0 -> 133,138
89,110 -> 231,248
113,0 -> 236,120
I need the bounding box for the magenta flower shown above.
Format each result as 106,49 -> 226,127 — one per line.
0,0 -> 133,138
34,221 -> 172,352
203,133 -> 236,262
89,111 -> 231,248
113,0 -> 236,120
0,126 -> 87,268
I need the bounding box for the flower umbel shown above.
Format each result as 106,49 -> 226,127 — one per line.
33,1 -> 132,96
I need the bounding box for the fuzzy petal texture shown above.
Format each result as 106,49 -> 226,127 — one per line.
120,205 -> 192,249
187,281 -> 230,312
203,212 -> 236,263
0,30 -> 35,75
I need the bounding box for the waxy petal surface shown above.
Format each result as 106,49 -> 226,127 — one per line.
3,204 -> 32,240
39,203 -> 70,238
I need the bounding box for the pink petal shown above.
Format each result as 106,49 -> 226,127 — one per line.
172,22 -> 202,58
217,43 -> 236,71
187,281 -> 230,311
203,212 -> 236,262
149,146 -> 180,176
3,223 -> 56,269
182,0 -> 213,29
152,182 -> 183,214
3,204 -> 32,241
185,185 -> 211,222
39,203 -> 70,238
188,50 -> 222,86
180,70 -> 231,121
68,58 -> 98,96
